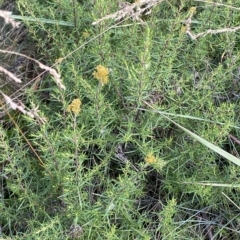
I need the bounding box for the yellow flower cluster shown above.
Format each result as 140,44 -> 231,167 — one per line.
145,153 -> 157,164
67,98 -> 81,115
189,7 -> 197,14
93,65 -> 109,85
82,31 -> 90,38
181,26 -> 187,33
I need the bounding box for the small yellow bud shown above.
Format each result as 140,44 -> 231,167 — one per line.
145,153 -> 157,164
55,57 -> 64,64
82,31 -> 90,38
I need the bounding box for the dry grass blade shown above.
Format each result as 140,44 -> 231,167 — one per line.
1,91 -> 47,123
0,49 -> 65,90
1,91 -> 34,118
38,62 -> 65,90
194,0 -> 240,10
187,25 -> 240,40
0,66 -> 22,83
183,182 -> 240,188
0,10 -> 21,28
0,99 -> 50,174
184,4 -> 240,40
92,0 -> 164,25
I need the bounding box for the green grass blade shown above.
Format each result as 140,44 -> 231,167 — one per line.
143,101 -> 240,166
137,107 -> 240,129
183,182 -> 240,188
173,121 -> 240,166
10,15 -> 74,26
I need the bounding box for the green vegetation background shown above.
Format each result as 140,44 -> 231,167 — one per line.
1,0 -> 240,239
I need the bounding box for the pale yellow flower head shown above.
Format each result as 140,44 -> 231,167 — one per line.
144,153 -> 167,169
189,7 -> 197,14
67,98 -> 81,115
82,31 -> 90,38
93,65 -> 109,85
181,25 -> 187,33
145,153 -> 157,164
